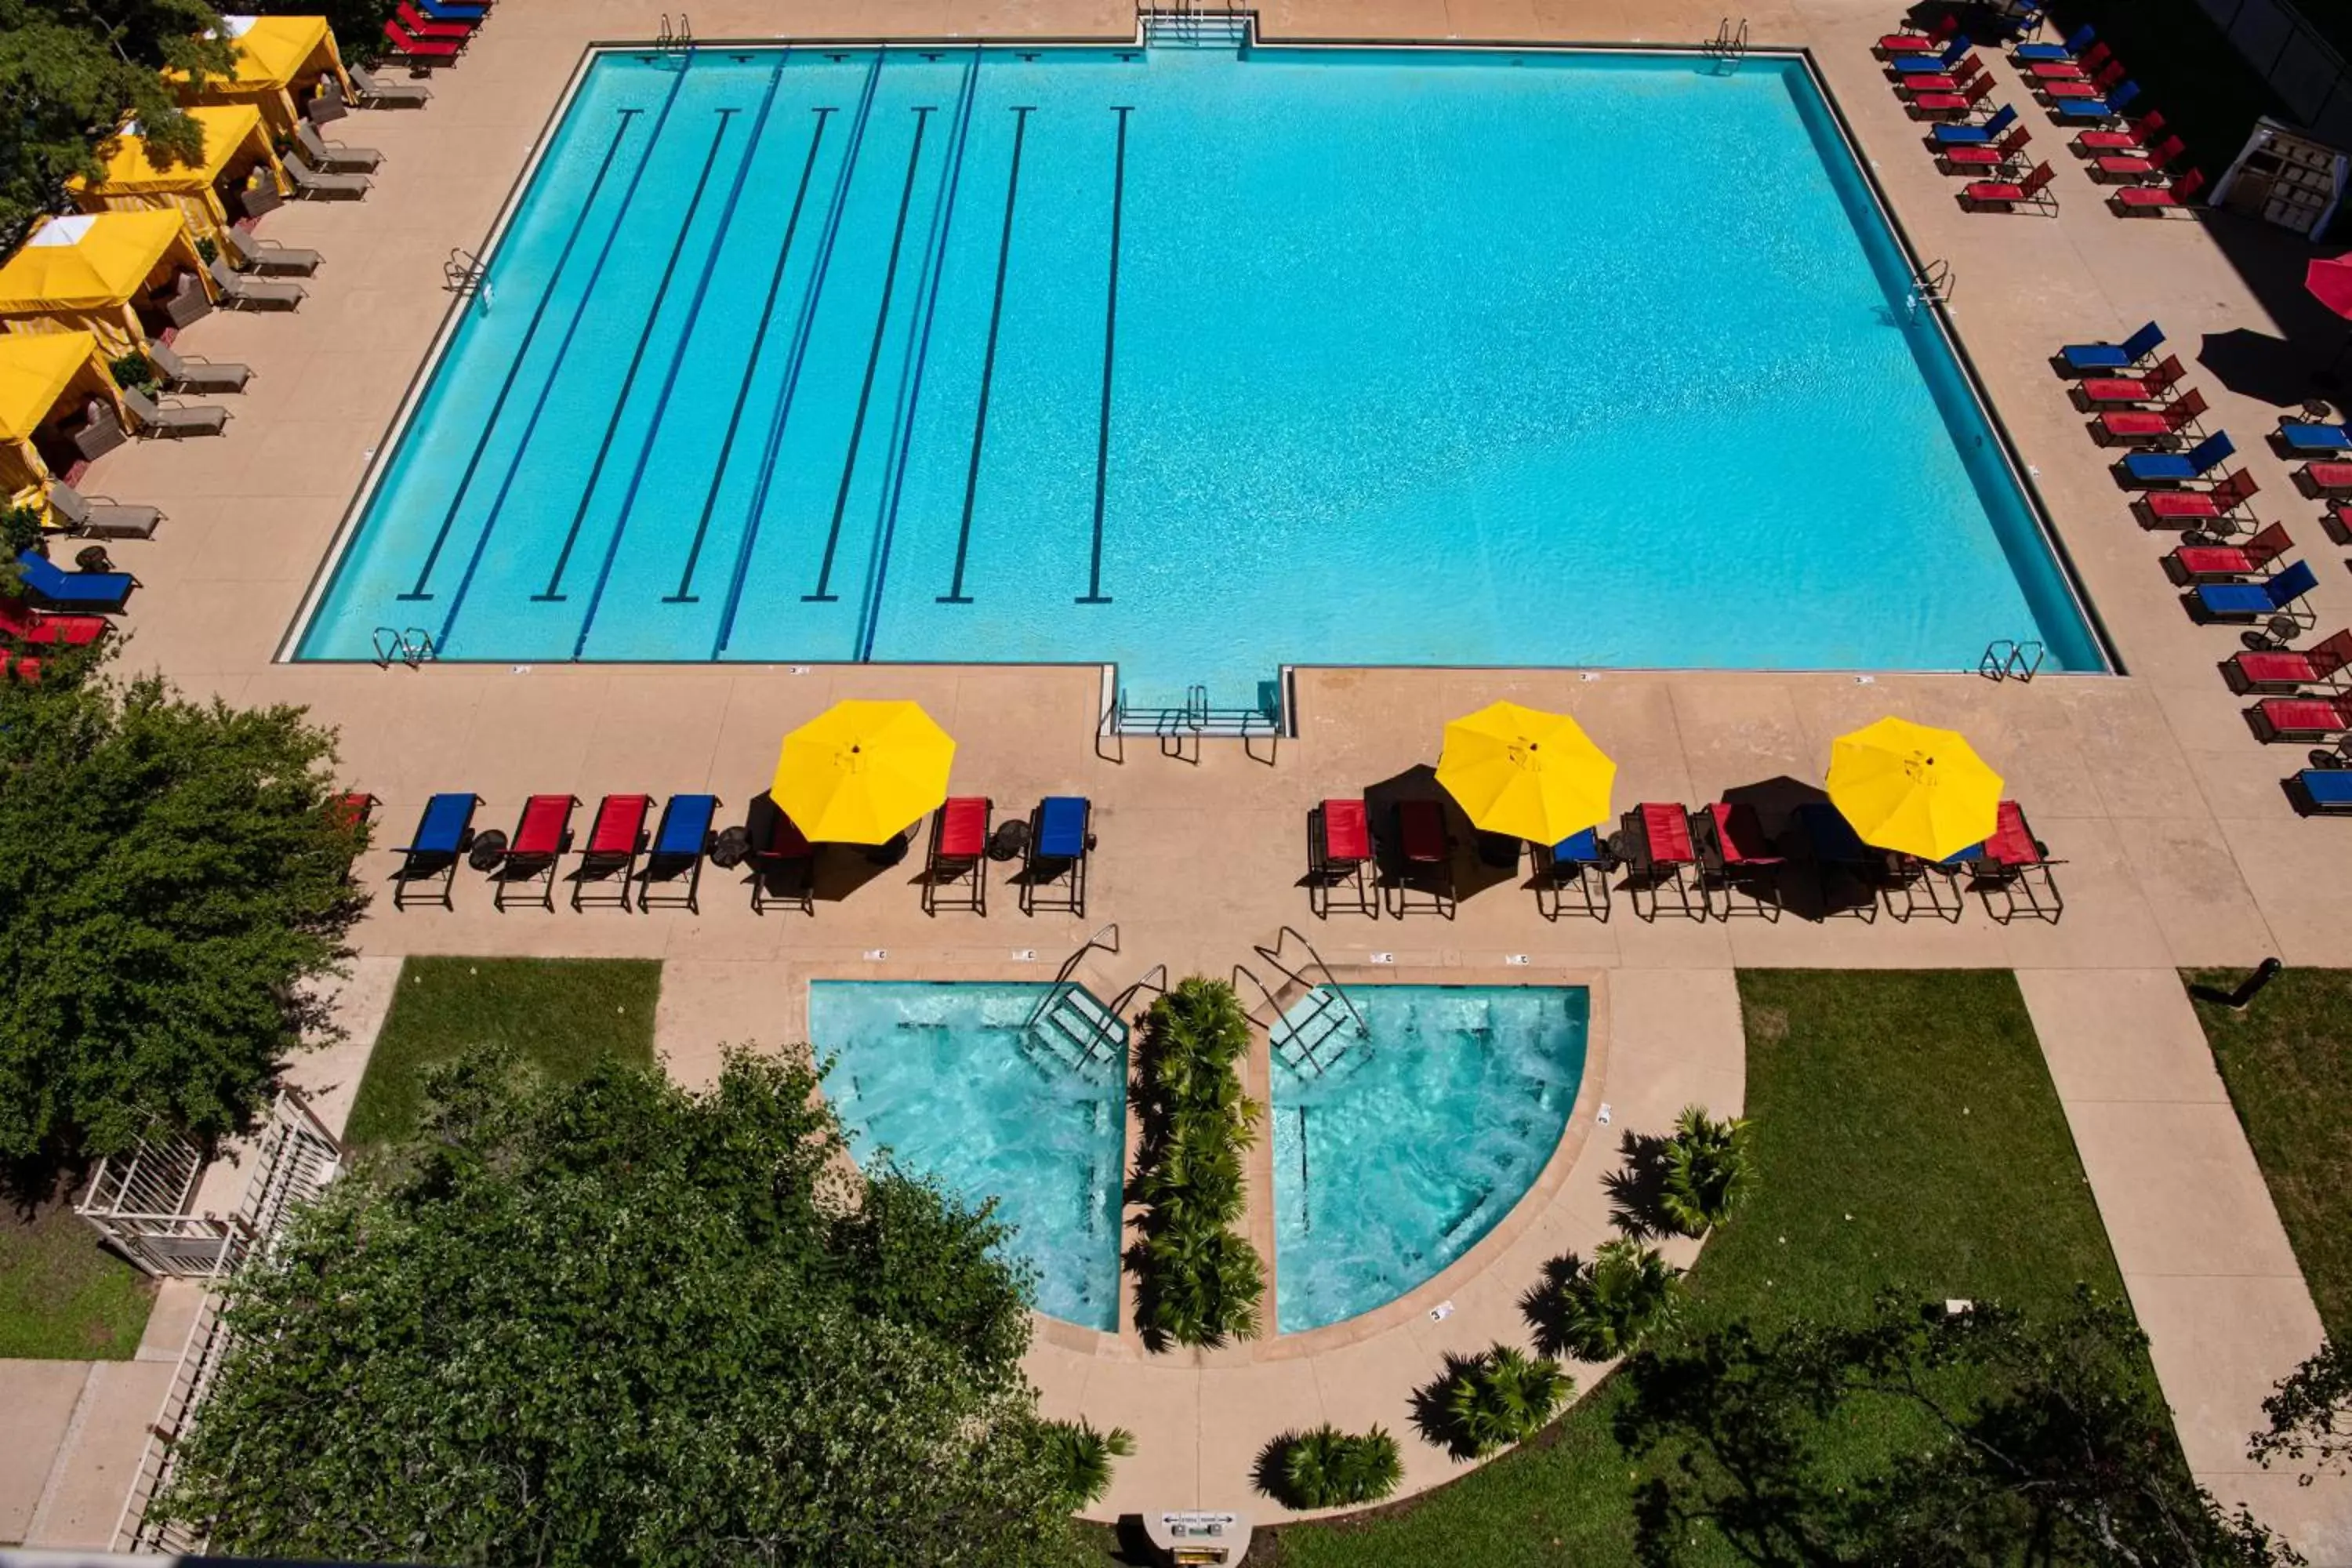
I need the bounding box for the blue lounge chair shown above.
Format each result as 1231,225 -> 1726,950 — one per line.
1893,38 -> 1970,74
2290,768 -> 2352,815
2279,421 -> 2352,456
1933,103 -> 2019,147
2122,430 -> 2233,486
14,549 -> 135,610
1022,796 -> 1094,916
2049,81 -> 2140,124
393,792 -> 481,909
2015,23 -> 2094,61
2060,321 -> 2162,373
1995,0 -> 2049,39
638,793 -> 719,913
2190,559 -> 2320,625
1535,826 -> 1614,922
416,0 -> 486,16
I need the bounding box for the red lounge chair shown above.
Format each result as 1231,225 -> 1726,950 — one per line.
572,793 -> 650,911
1940,125 -> 2030,172
2133,468 -> 2256,528
2113,168 -> 2205,215
2303,460 -> 2352,495
2249,694 -> 2352,742
748,797 -> 815,914
1693,802 -> 1784,921
0,650 -> 44,682
2095,387 -> 2205,445
1308,797 -> 1376,920
383,18 -> 463,58
395,0 -> 473,37
0,593 -> 109,646
492,793 -> 577,910
1962,162 -> 2056,213
331,791 -> 377,835
2225,630 -> 2352,694
1388,798 -> 1455,918
2027,41 -> 2110,78
1875,15 -> 1956,56
1969,801 -> 2061,924
2329,504 -> 2352,544
2042,60 -> 2125,100
924,795 -> 993,916
1626,802 -> 1704,922
1908,75 -> 1994,120
2094,134 -> 2186,182
2169,522 -> 2295,584
1900,56 -> 1984,96
2076,353 -> 2183,406
2076,111 -> 2165,154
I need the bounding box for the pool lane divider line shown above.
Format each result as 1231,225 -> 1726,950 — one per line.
394,107 -> 640,603
938,103 -> 1033,607
432,56 -> 695,651
535,105 -> 741,604
802,103 -> 937,605
1078,104 -> 1132,608
711,49 -> 886,655
855,46 -> 983,660
665,102 -> 837,604
570,57 -> 786,656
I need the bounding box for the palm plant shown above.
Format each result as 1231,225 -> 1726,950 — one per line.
1443,1343 -> 1570,1457
1547,1239 -> 1685,1362
1040,1417 -> 1135,1510
1131,978 -> 1267,1348
1659,1103 -> 1753,1238
1262,1424 -> 1403,1509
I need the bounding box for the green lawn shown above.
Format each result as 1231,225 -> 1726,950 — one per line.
1274,971 -> 2140,1566
2187,968 -> 2352,1341
0,1196 -> 156,1359
344,959 -> 662,1149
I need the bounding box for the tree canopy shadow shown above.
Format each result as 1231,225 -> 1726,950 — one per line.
1602,1129 -> 1681,1241
1519,1252 -> 1583,1361
1407,1350 -> 1492,1461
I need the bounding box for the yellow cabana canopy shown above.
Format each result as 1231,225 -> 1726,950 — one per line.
0,212 -> 209,359
0,331 -> 126,519
72,103 -> 289,249
174,16 -> 356,140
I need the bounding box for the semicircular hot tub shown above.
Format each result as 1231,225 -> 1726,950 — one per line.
1271,985 -> 1589,1334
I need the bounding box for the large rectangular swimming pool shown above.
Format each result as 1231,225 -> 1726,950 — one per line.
292,41 -> 2105,705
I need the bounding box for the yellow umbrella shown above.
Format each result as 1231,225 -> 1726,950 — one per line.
1826,717 -> 2003,861
771,699 -> 955,844
1436,700 -> 1615,844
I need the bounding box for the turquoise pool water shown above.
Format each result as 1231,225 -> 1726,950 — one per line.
294,42 -> 2104,703
1271,985 -> 1588,1333
809,980 -> 1127,1330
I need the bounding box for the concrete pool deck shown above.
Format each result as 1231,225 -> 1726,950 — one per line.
7,0 -> 2352,1556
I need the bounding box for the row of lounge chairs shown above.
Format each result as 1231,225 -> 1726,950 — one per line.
1305,795 -> 2062,925
383,0 -> 491,67
388,791 -> 1098,916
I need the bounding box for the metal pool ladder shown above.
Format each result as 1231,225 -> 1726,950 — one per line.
1980,639 -> 2045,682
372,626 -> 437,668
1707,16 -> 1750,69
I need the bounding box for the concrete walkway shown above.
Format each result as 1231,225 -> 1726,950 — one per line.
2020,971 -> 2352,1564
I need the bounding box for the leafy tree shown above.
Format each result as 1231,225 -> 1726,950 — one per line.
0,648 -> 362,1165
0,0 -> 234,246
1616,1287 -> 2299,1566
1425,1343 -> 1570,1460
1659,1103 -> 1753,1237
2253,1337 -> 2350,1483
1129,978 -> 1265,1348
1257,1424 -> 1403,1509
1040,1418 -> 1134,1511
154,1048 -> 1087,1566
1531,1238 -> 1685,1363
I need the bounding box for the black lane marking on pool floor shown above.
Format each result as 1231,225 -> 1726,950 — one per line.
805,104 -> 937,604
397,107 -> 640,602
939,104 -> 1035,606
1079,104 -> 1132,608
666,105 -> 838,603
535,106 -> 740,603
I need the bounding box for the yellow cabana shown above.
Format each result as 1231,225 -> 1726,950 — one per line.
0,332 -> 129,521
71,103 -> 291,251
0,212 -> 213,360
173,16 -> 357,141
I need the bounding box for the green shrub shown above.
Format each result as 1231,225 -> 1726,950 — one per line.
1,506 -> 45,560
1439,1344 -> 1569,1457
1130,978 -> 1265,1348
107,351 -> 157,391
1661,1103 -> 1753,1238
1039,1417 -> 1134,1510
1539,1239 -> 1684,1363
1258,1424 -> 1403,1509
